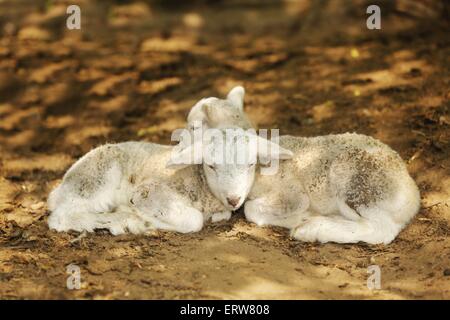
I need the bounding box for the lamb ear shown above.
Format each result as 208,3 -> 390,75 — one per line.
201,102 -> 213,121
187,98 -> 217,125
255,135 -> 293,164
226,86 -> 245,110
166,141 -> 203,169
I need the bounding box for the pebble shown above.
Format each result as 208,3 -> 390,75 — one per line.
30,202 -> 45,210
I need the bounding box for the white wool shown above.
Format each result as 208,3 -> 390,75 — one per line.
48,88 -> 262,234
187,86 -> 421,245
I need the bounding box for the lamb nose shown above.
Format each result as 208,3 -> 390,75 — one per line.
227,197 -> 240,207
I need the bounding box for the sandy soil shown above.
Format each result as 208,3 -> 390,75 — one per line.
0,0 -> 449,299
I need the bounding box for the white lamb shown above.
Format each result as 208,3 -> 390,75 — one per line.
187,86 -> 254,132
187,87 -> 421,244
47,88 -> 289,235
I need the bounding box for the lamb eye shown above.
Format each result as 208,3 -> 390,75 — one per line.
208,165 -> 216,170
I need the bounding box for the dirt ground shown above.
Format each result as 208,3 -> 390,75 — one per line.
0,0 -> 449,299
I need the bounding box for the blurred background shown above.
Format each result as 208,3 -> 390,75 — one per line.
0,0 -> 449,299
0,0 -> 448,150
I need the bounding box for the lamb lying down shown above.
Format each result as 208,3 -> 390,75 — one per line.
245,133 -> 420,244
47,133 -> 291,235
47,87 -> 266,234
189,87 -> 421,244
48,142 -> 211,234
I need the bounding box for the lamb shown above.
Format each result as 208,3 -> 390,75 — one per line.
186,87 -> 421,244
47,88 -> 289,235
187,86 -> 254,132
48,142 -> 210,234
245,133 -> 420,244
